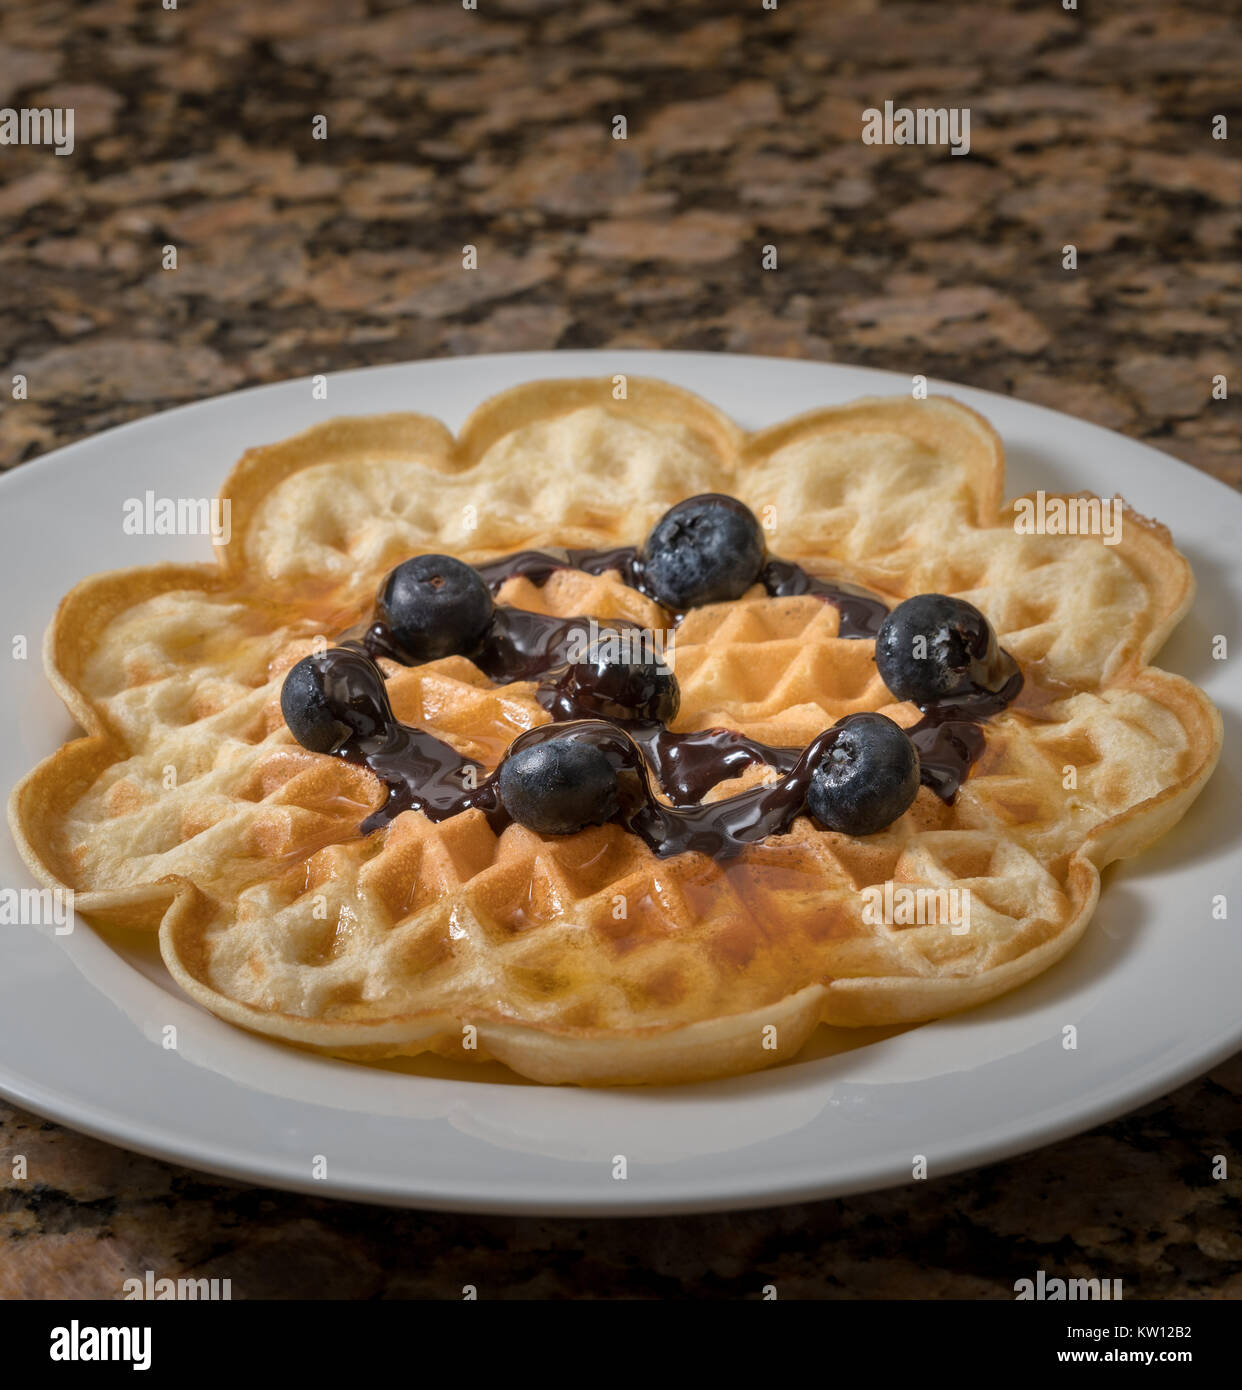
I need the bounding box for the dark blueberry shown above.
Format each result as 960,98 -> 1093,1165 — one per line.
875,593 -> 1008,705
806,712 -> 920,836
498,737 -> 620,836
281,648 -> 393,753
640,494 -> 765,609
565,646 -> 680,723
375,553 -> 493,663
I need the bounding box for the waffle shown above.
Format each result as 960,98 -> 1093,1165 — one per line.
9,379 -> 1221,1085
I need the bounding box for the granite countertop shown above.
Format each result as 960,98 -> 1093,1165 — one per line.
1,0 -> 1239,1298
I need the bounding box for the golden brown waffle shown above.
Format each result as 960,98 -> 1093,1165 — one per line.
9,380 -> 1221,1084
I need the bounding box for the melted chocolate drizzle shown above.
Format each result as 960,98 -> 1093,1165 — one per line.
316,543 -> 1023,857
757,558 -> 889,640
511,721 -> 837,860
338,701 -> 838,860
475,545 -> 889,639
538,667 -> 802,805
341,607 -> 619,687
907,670 -> 1023,801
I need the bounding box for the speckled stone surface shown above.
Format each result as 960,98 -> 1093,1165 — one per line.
1,0 -> 1239,1298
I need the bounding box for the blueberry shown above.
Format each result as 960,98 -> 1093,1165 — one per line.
281,648 -> 393,753
567,648 -> 680,723
375,553 -> 493,663
875,594 -> 1007,705
806,712 -> 920,836
498,736 -> 620,835
640,494 -> 765,610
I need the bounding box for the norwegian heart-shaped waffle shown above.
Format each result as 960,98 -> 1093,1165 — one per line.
10,379 -> 1221,1084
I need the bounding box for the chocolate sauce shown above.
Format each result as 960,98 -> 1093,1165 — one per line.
312,648 -> 834,856
538,665 -> 801,805
900,614 -> 1025,800
313,537 -> 1024,856
475,544 -> 887,638
536,649 -> 1024,808
475,545 -> 646,594
907,669 -> 1023,801
343,609 -> 639,687
299,646 -> 495,835
354,725 -> 496,836
340,711 -> 837,859
620,724 -> 803,806
505,721 -> 837,860
758,559 -> 889,639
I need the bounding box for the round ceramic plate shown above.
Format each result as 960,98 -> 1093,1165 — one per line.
1,351 -> 1237,1215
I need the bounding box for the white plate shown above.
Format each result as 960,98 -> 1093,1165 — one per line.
1,351 -> 1237,1215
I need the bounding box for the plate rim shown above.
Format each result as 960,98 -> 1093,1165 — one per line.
3,1014 -> 1242,1215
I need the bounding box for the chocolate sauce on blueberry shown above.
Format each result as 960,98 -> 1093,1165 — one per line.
311,648 -> 831,857
907,667 -> 1023,801
328,698 -> 838,859
506,721 -> 837,860
538,663 -> 801,805
314,539 -> 1023,855
294,646 -> 496,835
